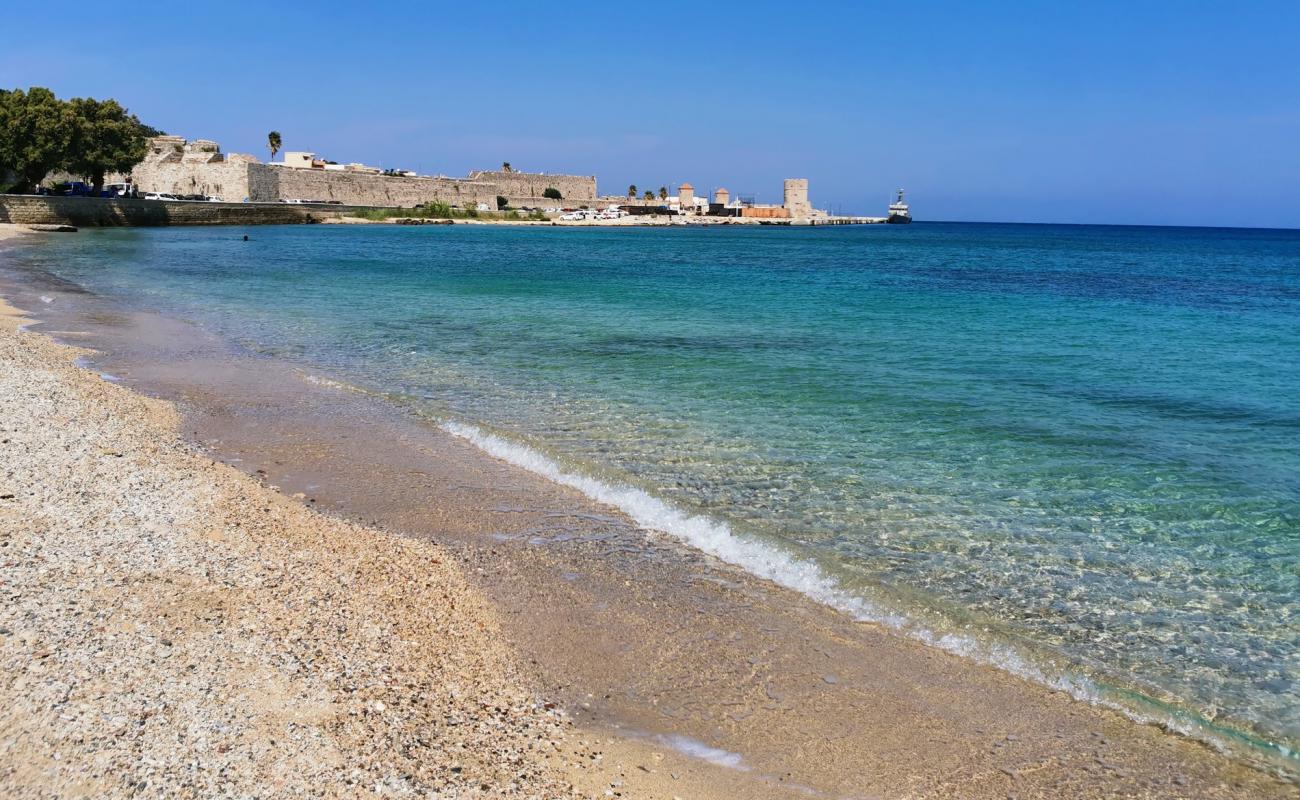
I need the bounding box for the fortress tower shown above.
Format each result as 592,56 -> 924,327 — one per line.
783,178 -> 811,218
678,182 -> 695,213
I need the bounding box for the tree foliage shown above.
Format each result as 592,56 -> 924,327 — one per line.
542,186 -> 562,200
658,186 -> 667,201
0,87 -> 75,192
268,130 -> 282,161
0,87 -> 156,193
643,190 -> 654,201
64,97 -> 151,193
627,184 -> 637,198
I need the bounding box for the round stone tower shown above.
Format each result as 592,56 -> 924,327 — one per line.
783,178 -> 811,218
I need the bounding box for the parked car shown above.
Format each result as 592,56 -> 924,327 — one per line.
52,181 -> 94,197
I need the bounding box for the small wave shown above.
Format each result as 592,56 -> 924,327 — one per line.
39,295 -> 54,304
73,356 -> 121,383
654,734 -> 747,770
440,419 -> 1296,778
298,371 -> 362,393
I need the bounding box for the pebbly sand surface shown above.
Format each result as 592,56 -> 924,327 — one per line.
2,222 -> 1298,799
0,228 -> 575,798
0,223 -> 801,799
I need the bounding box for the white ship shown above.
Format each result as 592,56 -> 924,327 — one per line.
886,188 -> 911,224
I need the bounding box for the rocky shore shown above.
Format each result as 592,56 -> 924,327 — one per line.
0,252 -> 579,796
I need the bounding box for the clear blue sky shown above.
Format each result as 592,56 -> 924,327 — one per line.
5,2 -> 1298,227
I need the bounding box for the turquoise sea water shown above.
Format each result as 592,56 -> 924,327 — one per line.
9,223 -> 1299,771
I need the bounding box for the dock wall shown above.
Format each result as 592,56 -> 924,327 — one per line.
0,196 -> 355,227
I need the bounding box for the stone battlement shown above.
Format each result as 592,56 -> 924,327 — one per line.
122,137 -> 597,208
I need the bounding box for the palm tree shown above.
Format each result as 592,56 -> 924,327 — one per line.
502,161 -> 512,172
643,190 -> 655,202
267,131 -> 282,162
658,186 -> 668,201
627,184 -> 637,198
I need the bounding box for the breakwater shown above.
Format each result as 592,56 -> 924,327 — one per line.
0,196 -> 362,227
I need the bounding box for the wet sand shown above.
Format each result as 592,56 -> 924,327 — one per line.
2,225 -> 1297,798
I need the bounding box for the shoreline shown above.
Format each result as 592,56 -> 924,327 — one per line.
2,223 -> 1296,797
0,194 -> 877,230
0,226 -> 756,799
0,295 -> 576,796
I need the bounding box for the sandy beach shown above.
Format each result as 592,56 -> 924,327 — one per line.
2,223 -> 1297,799
0,229 -> 576,796
0,224 -> 830,799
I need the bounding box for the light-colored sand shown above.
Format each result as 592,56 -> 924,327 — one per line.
0,294 -> 582,797
0,224 -> 33,243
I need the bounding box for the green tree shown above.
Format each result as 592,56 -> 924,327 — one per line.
0,87 -> 75,192
542,186 -> 562,201
627,184 -> 637,198
268,130 -> 282,162
658,186 -> 668,201
64,97 -> 151,194
496,194 -> 508,210
643,190 -> 654,202
502,161 -> 512,172
0,89 -> 10,188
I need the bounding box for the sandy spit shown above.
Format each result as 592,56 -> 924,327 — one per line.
0,286 -> 583,796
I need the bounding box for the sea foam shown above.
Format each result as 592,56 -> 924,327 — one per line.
439,420 -> 1275,766
440,422 -> 1100,678
654,735 -> 747,770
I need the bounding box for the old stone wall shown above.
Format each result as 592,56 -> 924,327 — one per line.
467,171 -> 597,205
0,196 -> 351,226
122,143 -> 596,209
126,160 -> 253,202
254,166 -> 500,208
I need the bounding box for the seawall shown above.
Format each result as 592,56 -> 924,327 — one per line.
0,196 -> 357,227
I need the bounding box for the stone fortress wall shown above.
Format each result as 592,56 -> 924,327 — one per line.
130,159 -> 255,202
122,137 -> 598,208
466,170 -> 597,205
251,167 -> 501,208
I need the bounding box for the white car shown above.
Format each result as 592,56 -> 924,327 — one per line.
559,211 -> 588,221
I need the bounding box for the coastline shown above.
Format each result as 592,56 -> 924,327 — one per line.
0,244 -> 576,795
1,223 -> 1296,798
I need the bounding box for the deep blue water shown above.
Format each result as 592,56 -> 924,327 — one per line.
10,222 -> 1300,770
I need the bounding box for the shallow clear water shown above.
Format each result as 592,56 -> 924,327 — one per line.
10,223 -> 1300,769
